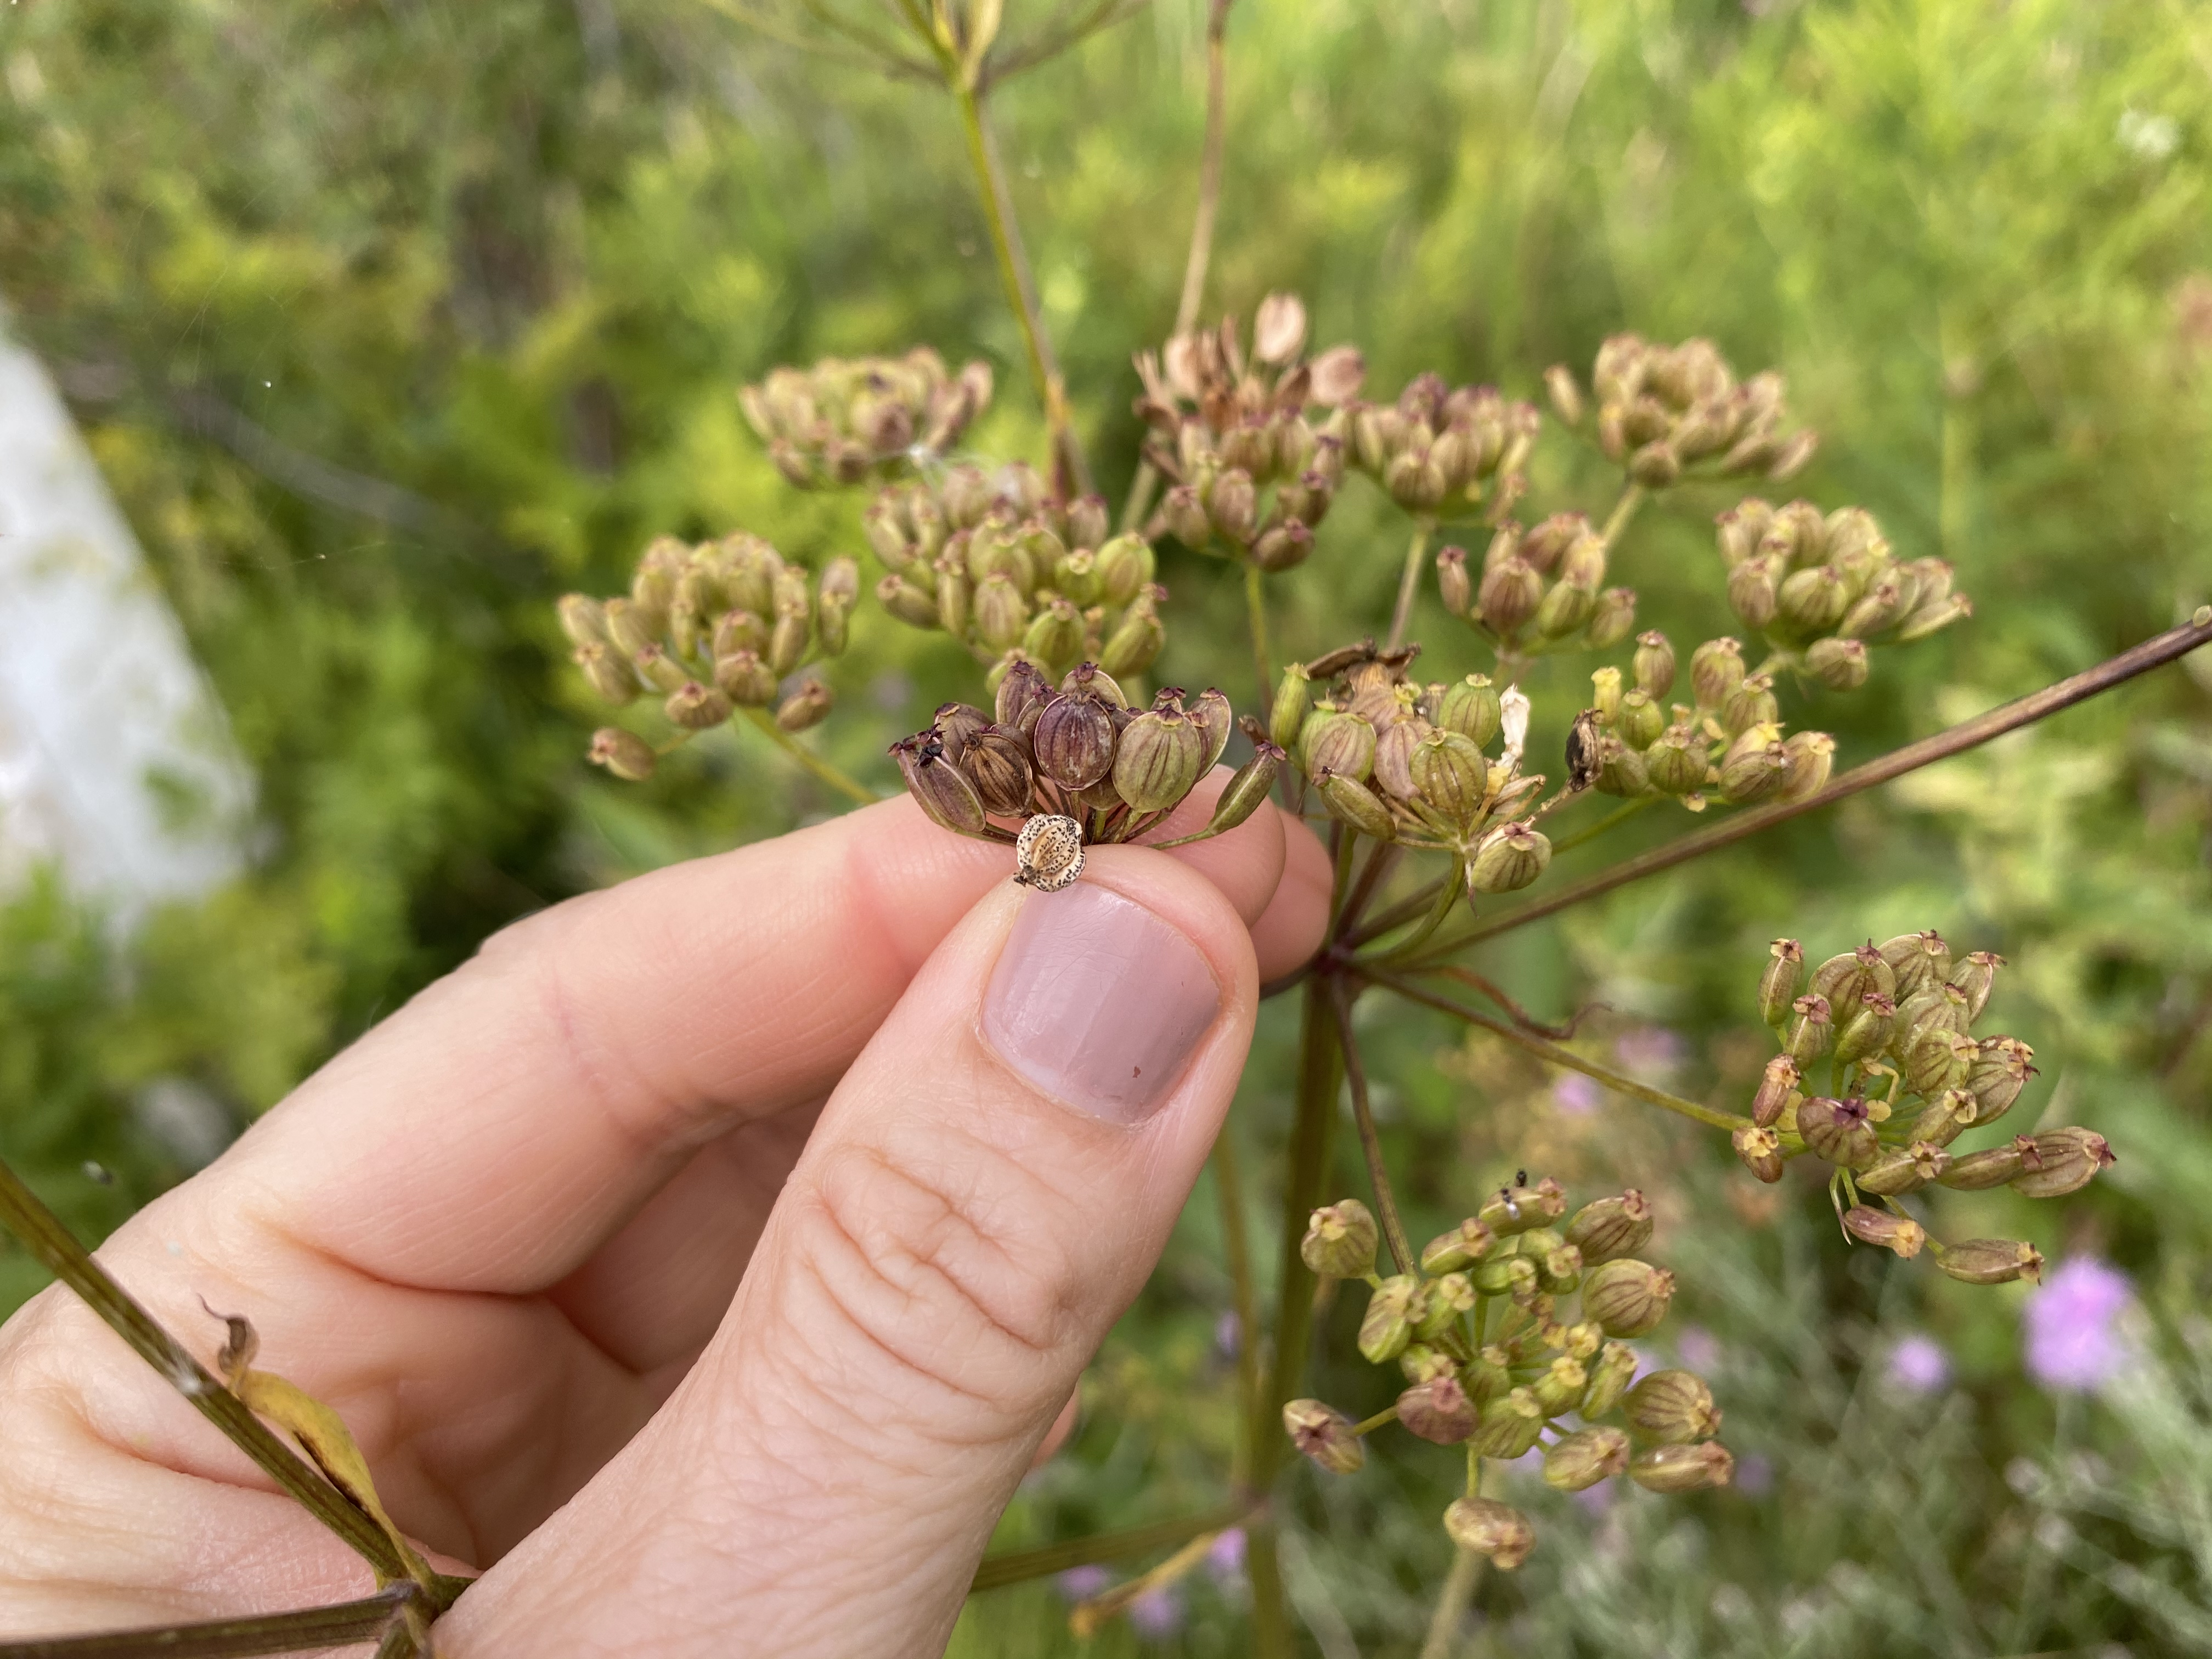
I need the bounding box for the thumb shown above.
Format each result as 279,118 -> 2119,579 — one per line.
439,844 -> 1261,1657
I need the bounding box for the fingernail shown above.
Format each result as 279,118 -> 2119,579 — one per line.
981,883 -> 1221,1125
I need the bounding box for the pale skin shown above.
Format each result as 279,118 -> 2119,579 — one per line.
0,771 -> 1330,1656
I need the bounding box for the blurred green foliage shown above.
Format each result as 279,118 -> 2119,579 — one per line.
3,0 -> 2212,1649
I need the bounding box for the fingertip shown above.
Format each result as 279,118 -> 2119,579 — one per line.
1250,805 -> 1331,982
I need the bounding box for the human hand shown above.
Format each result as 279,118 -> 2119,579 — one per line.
0,773 -> 1329,1656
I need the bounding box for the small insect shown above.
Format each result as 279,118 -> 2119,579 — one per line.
1515,1169 -> 1528,1187
1014,813 -> 1085,891
1565,708 -> 1605,792
1497,1184 -> 1521,1221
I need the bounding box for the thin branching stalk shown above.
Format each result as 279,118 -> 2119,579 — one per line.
1598,480 -> 1645,549
968,1502 -> 1252,1592
1414,612 -> 2212,957
1385,516 -> 1436,651
1331,979 -> 1415,1274
1244,562 -> 1273,707
0,1586 -> 427,1659
1418,1545 -> 1482,1659
1418,964 -> 1592,1040
981,0 -> 1152,86
1547,794 -> 1655,855
1174,0 -> 1234,337
1344,874 -> 1449,950
693,0 -> 936,79
1362,969 -> 1750,1132
0,1158 -> 421,1590
738,707 -> 879,804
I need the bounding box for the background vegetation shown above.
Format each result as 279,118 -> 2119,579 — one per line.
3,0 -> 2211,1650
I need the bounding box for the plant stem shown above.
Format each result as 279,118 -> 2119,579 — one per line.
1244,561 -> 1273,708
1362,970 -> 1750,1132
1244,976 -> 1346,1659
1330,979 -> 1414,1274
968,1503 -> 1251,1592
1119,0 -> 1236,534
1212,1124 -> 1263,1485
0,1587 -> 426,1659
1344,875 -> 1447,950
1386,516 -> 1436,651
739,707 -> 879,805
1547,794 -> 1655,856
1417,612 -> 2212,955
1599,481 -> 1645,550
1367,870 -> 1462,965
0,1157 -> 421,1592
1418,1546 -> 1482,1659
949,80 -> 1090,495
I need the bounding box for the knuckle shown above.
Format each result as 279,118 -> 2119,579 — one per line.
783,1132 -> 1084,1432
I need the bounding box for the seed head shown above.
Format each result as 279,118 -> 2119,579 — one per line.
1398,1375 -> 1479,1445
1468,823 -> 1551,895
1581,1340 -> 1640,1417
1936,1238 -> 2044,1286
1629,1441 -> 1735,1493
1283,1400 -> 1365,1475
1466,1389 -> 1547,1460
588,727 -> 656,782
1796,1095 -> 1877,1168
1420,1217 -> 1498,1275
1564,1190 -> 1654,1265
1301,1200 -> 1380,1279
1545,1425 -> 1630,1491
1842,1205 -> 1926,1259
2012,1128 -> 2115,1199
1623,1369 -> 1723,1443
1013,814 -> 1084,892
1359,1275 -> 1424,1363
1443,1496 -> 1536,1570
1581,1259 -> 1675,1338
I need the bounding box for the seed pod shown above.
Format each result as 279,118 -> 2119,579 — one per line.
1399,1343 -> 1456,1384
1616,690 -> 1665,752
1908,1087 -> 1980,1148
1897,592 -> 1972,641
1718,674 -> 1781,737
1581,1340 -> 1639,1417
603,596 -> 658,659
1623,1370 -> 1722,1443
1780,730 -> 1836,800
1690,637 -> 1746,709
1582,1259 -> 1675,1338
1420,1217 -> 1498,1275
1533,578 -> 1596,641
1843,1206 -> 1926,1259
1417,1274 -> 1479,1341
1202,743 -> 1285,837
1733,1124 -> 1785,1182
1359,1275 -> 1423,1363
1301,710 -> 1378,783
1629,1441 -> 1734,1494
1645,725 -> 1707,795
1807,636 -> 1870,691
1785,994 -> 1835,1062
1080,532 -> 1149,608
1545,364 -> 1586,427
1374,717 -> 1431,802
1758,943 -> 1804,1028
1283,1400 -> 1365,1475
1477,556 -> 1542,636
664,681 -> 733,730
1436,545 -> 1474,618
1479,1175 -> 1566,1236
891,734 -> 989,836
1935,1239 -> 2044,1286
1181,689 -> 1232,772
1588,666 -> 1624,729
1468,823 -> 1551,894
877,573 -> 941,630
1751,1054 -> 1801,1128
1949,951 -> 2005,1021
1628,438 -> 1681,489
1881,930 -> 1953,998
1301,1199 -> 1380,1279
1021,596 -> 1085,674
1013,812 -> 1085,891
1903,1029 -> 1978,1098
1565,1191 -> 1654,1265
1443,1496 -> 1536,1570
1835,991 -> 1898,1067
1966,1037 -> 2035,1125
1268,664 -> 1315,753
1937,1139 -> 2031,1190
1532,1355 -> 1589,1414
1315,770 -> 1397,839
1466,1389 -> 1547,1462
1544,1425 -> 1630,1492
1716,729 -> 1789,804
1775,563 -> 1850,636
1113,708 -> 1206,812
1857,1141 -> 1951,1195
1632,630 -> 1677,699
1206,467 -> 1259,545
775,679 -> 834,732
1585,586 -> 1638,650
1726,553 -> 1781,630
588,727 -> 656,782
1796,1095 -> 1876,1167
2012,1128 -> 2115,1199
1399,1375 -> 1479,1444
1031,692 -> 1119,791
574,642 -> 640,705
964,727 -> 1035,816
1472,1253 -> 1539,1300
995,658 -> 1052,735
713,607 -> 771,662
709,648 -> 774,708
630,643 -> 686,695
1406,730 -> 1489,832
558,592 -> 609,648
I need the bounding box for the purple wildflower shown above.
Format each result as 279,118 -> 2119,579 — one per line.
1886,1333 -> 1950,1394
1206,1527 -> 1246,1583
2024,1257 -> 2134,1391
1128,1585 -> 1184,1639
1553,1073 -> 1600,1116
1735,1452 -> 1775,1497
1056,1565 -> 1112,1602
1216,1309 -> 1241,1359
1675,1325 -> 1722,1374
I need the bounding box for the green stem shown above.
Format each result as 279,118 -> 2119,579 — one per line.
949,79 -> 1088,494
1363,970 -> 1750,1132
1547,795 -> 1656,857
1212,1125 -> 1263,1486
1599,482 -> 1645,550
0,1158 -> 425,1593
1244,561 -> 1273,709
0,1588 -> 426,1659
1385,516 -> 1436,652
1368,868 -> 1463,966
739,707 -> 879,805
1410,612 -> 2212,957
1245,976 -> 1346,1659
1418,1546 -> 1482,1659
968,1503 -> 1251,1593
1331,980 -> 1414,1274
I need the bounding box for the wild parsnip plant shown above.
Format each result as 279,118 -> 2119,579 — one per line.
4,1 -> 2211,1656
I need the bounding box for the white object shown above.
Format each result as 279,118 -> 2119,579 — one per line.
0,323 -> 252,915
